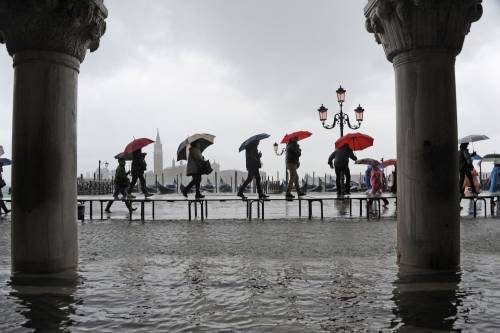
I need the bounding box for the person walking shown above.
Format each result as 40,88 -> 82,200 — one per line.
391,165 -> 397,194
489,163 -> 500,193
285,137 -> 305,199
105,158 -> 136,213
368,164 -> 389,208
328,143 -> 357,196
128,149 -> 152,198
237,141 -> 269,200
181,141 -> 206,199
0,163 -> 10,215
364,165 -> 372,192
463,166 -> 481,197
458,143 -> 478,196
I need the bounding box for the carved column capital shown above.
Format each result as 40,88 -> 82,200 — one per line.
364,0 -> 482,62
0,0 -> 108,63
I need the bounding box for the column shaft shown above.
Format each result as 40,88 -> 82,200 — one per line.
394,50 -> 460,269
11,51 -> 80,274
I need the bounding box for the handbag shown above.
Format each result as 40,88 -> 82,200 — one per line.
200,160 -> 213,175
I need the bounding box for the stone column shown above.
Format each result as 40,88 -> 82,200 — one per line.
0,1 -> 107,274
365,0 -> 482,269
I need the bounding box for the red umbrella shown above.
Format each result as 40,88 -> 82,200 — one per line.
123,138 -> 154,154
382,159 -> 397,167
281,131 -> 312,144
335,132 -> 374,151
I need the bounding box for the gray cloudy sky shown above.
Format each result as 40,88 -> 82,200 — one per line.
1,0 -> 499,182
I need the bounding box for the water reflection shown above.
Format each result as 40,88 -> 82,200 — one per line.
9,272 -> 80,333
391,267 -> 462,331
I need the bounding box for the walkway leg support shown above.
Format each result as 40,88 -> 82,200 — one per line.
365,0 -> 482,269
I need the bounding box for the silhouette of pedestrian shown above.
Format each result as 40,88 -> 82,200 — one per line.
285,137 -> 305,199
105,158 -> 136,213
128,149 -> 152,198
0,163 -> 10,215
237,141 -> 268,200
328,143 -> 357,196
458,143 -> 478,196
181,141 -> 206,199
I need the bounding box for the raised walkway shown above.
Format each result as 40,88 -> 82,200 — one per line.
3,193 -> 497,222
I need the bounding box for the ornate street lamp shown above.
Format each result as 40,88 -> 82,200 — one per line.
273,142 -> 287,185
317,85 -> 365,138
273,142 -> 285,156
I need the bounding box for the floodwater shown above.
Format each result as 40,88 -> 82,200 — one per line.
1,198 -> 500,332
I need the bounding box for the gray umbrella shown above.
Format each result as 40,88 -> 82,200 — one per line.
355,158 -> 381,167
177,133 -> 215,161
482,153 -> 500,162
238,133 -> 270,152
458,134 -> 489,144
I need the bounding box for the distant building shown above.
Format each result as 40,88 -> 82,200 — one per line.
154,129 -> 163,178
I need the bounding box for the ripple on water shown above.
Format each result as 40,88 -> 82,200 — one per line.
1,217 -> 500,332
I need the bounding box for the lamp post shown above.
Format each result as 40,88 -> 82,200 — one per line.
318,85 -> 365,138
98,160 -> 101,182
273,142 -> 288,187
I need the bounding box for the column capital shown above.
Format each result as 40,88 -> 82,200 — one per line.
364,0 -> 482,62
0,0 -> 107,63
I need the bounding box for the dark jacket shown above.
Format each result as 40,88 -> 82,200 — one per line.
458,148 -> 475,171
186,146 -> 204,176
245,144 -> 262,171
114,164 -> 129,188
131,155 -> 147,177
286,141 -> 301,164
328,145 -> 357,168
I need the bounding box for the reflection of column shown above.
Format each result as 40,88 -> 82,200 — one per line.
391,267 -> 461,330
365,0 -> 482,269
10,273 -> 78,331
0,1 -> 107,274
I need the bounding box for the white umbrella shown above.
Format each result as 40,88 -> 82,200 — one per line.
458,134 -> 489,144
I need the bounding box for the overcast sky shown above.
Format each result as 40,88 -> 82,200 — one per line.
1,0 -> 499,182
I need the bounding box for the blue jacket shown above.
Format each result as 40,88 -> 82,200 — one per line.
490,165 -> 500,193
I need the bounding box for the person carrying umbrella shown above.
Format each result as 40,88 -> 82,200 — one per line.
458,143 -> 478,196
105,158 -> 136,213
128,149 -> 152,198
0,162 -> 10,215
237,141 -> 268,200
181,140 -> 206,199
286,137 -> 305,199
328,143 -> 357,196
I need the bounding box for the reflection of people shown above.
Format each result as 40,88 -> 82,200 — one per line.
105,158 -> 136,213
392,268 -> 460,331
128,150 -> 152,198
458,143 -> 477,196
181,141 -> 205,199
285,137 -> 305,199
0,163 -> 10,215
238,141 -> 268,200
328,144 -> 357,196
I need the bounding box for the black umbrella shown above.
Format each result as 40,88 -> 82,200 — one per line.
177,134 -> 215,161
114,152 -> 133,160
238,133 -> 270,152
